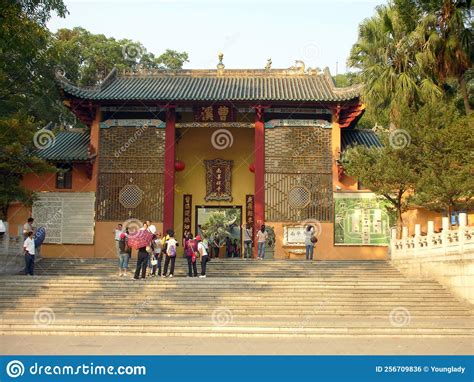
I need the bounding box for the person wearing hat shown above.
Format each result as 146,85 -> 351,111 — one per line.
196,235 -> 209,278
184,231 -> 198,277
118,232 -> 129,277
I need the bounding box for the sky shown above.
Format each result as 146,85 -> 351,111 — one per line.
47,0 -> 384,74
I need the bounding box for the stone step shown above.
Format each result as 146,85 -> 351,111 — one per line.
1,258 -> 471,338
0,324 -> 471,337
4,316 -> 472,326
1,300 -> 463,308
2,308 -> 470,316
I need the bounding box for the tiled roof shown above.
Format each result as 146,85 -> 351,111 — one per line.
341,129 -> 381,151
35,130 -> 89,161
56,67 -> 362,102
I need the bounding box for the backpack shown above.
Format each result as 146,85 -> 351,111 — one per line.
118,238 -> 127,253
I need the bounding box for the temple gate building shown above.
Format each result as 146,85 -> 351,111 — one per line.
8,58 -> 393,260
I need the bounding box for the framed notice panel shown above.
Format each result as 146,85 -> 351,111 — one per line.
334,192 -> 392,246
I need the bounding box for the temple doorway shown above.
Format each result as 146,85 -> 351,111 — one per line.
195,206 -> 242,258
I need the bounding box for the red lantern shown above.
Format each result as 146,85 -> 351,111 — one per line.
249,163 -> 255,173
175,160 -> 185,172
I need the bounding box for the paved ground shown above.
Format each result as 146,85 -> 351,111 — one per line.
1,335 -> 473,355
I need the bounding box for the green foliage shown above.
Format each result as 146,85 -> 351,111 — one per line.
201,210 -> 240,245
401,101 -> 474,212
0,1 -> 189,219
0,116 -> 55,219
342,98 -> 474,232
265,226 -> 276,248
332,72 -> 360,87
348,3 -> 442,123
54,28 -> 189,86
0,0 -> 67,219
341,137 -> 418,235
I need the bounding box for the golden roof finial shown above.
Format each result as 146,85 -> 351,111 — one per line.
217,52 -> 225,70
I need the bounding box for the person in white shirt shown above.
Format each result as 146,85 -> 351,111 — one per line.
196,235 -> 209,278
243,223 -> 253,259
23,217 -> 34,240
23,231 -> 36,275
304,224 -> 316,260
151,232 -> 163,277
163,230 -> 178,278
256,225 -> 268,260
113,223 -> 123,257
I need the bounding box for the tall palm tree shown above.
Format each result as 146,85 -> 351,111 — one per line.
348,3 -> 442,123
412,0 -> 472,114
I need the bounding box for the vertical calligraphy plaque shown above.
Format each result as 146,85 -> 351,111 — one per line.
182,194 -> 192,238
245,194 -> 255,243
204,159 -> 233,201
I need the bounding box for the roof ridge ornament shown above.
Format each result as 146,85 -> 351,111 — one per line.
265,58 -> 272,71
288,60 -> 305,74
217,52 -> 225,73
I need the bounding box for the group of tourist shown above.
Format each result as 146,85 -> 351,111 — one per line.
114,221 -> 212,280
113,222 -> 285,279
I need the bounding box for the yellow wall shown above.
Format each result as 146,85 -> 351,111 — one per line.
173,127 -> 254,251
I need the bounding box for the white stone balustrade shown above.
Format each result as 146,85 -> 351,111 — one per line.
391,214 -> 474,257
390,213 -> 474,305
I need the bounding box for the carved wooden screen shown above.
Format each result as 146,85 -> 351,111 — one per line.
265,125 -> 333,222
96,126 -> 165,221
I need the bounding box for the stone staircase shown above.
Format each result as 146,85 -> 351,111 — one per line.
0,258 -> 472,337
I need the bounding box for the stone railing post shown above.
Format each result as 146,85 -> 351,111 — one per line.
402,227 -> 409,257
390,228 -> 398,258
442,217 -> 449,255
414,224 -> 421,255
427,220 -> 434,249
458,212 -> 467,254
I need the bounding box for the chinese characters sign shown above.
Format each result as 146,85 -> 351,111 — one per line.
245,195 -> 254,226
194,105 -> 235,122
204,158 -> 233,201
182,194 -> 192,237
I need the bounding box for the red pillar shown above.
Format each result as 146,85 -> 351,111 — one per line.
163,107 -> 176,232
254,106 -> 265,253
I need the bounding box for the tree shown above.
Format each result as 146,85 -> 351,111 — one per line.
404,101 -> 474,214
401,0 -> 473,114
53,28 -> 189,86
348,3 -> 442,123
0,0 -> 67,219
0,116 -> 55,219
341,140 -> 418,238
